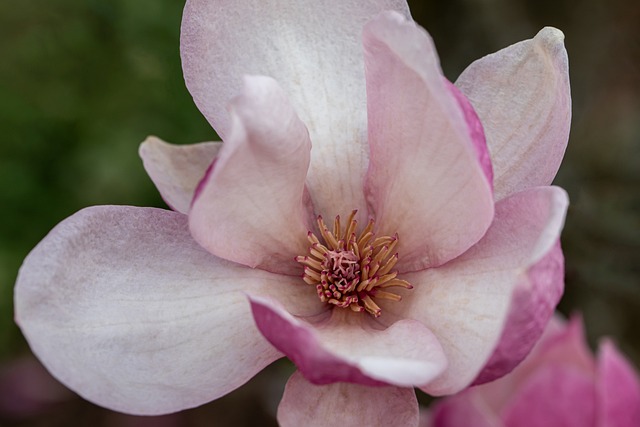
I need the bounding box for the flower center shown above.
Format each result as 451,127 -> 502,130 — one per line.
295,210 -> 412,317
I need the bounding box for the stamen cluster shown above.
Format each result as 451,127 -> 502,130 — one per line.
295,210 -> 412,317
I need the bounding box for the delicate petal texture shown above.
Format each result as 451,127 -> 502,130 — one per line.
501,366 -> 596,427
278,371 -> 419,427
363,11 -> 494,270
181,0 -> 410,220
249,296 -> 447,387
456,27 -> 571,200
139,136 -> 221,214
387,186 -> 568,394
597,340 -> 640,427
473,240 -> 564,384
189,76 -> 313,275
430,394 -> 501,427
14,206 -> 321,415
475,187 -> 568,384
446,81 -> 493,184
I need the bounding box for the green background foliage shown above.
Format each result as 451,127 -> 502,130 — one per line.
1,0 -> 638,425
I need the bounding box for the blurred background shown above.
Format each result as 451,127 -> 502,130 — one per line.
1,0 -> 638,425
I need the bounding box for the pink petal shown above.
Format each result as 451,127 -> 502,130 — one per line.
467,315 -> 595,413
430,393 -> 501,427
596,340 -> 640,427
139,136 -> 221,214
277,371 -> 419,427
526,315 -> 595,375
456,27 -> 571,200
14,206 -> 320,415
390,186 -> 568,395
249,296 -> 447,388
472,241 -> 563,384
473,190 -> 569,384
501,365 -> 596,427
445,80 -> 493,184
181,0 -> 410,220
363,11 -> 494,271
188,75 -> 313,275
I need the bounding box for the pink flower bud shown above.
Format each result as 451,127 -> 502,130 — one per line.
430,315 -> 640,427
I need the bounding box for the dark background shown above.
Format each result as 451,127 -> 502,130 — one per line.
1,0 -> 639,425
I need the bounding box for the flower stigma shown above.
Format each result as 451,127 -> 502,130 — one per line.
295,210 -> 413,317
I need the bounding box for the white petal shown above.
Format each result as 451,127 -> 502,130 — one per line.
181,0 -> 411,219
188,76 -> 313,275
456,27 -> 571,200
139,136 -> 221,214
15,206 -> 320,415
278,371 -> 419,427
382,186 -> 568,394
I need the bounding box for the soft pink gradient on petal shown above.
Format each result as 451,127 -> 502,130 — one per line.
250,296 -> 380,386
501,366 -> 596,427
473,242 -> 563,384
456,27 -> 571,200
385,186 -> 568,395
249,296 -> 447,387
475,187 -> 568,384
363,11 -> 494,271
597,340 -> 640,427
189,75 -> 313,275
181,0 -> 410,220
430,394 -> 501,427
139,136 -> 221,214
14,206 -> 320,415
278,371 -> 419,427
445,80 -> 493,185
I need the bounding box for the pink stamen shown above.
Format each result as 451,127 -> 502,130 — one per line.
295,212 -> 411,317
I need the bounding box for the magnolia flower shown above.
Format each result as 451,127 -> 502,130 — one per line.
15,0 -> 571,425
429,315 -> 640,427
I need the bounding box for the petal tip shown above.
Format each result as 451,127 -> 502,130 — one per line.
375,9 -> 407,24
534,27 -> 568,59
550,185 -> 570,209
536,26 -> 565,43
138,135 -> 162,155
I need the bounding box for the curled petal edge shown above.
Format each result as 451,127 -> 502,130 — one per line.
188,75 -> 314,275
249,295 -> 447,388
139,136 -> 222,214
